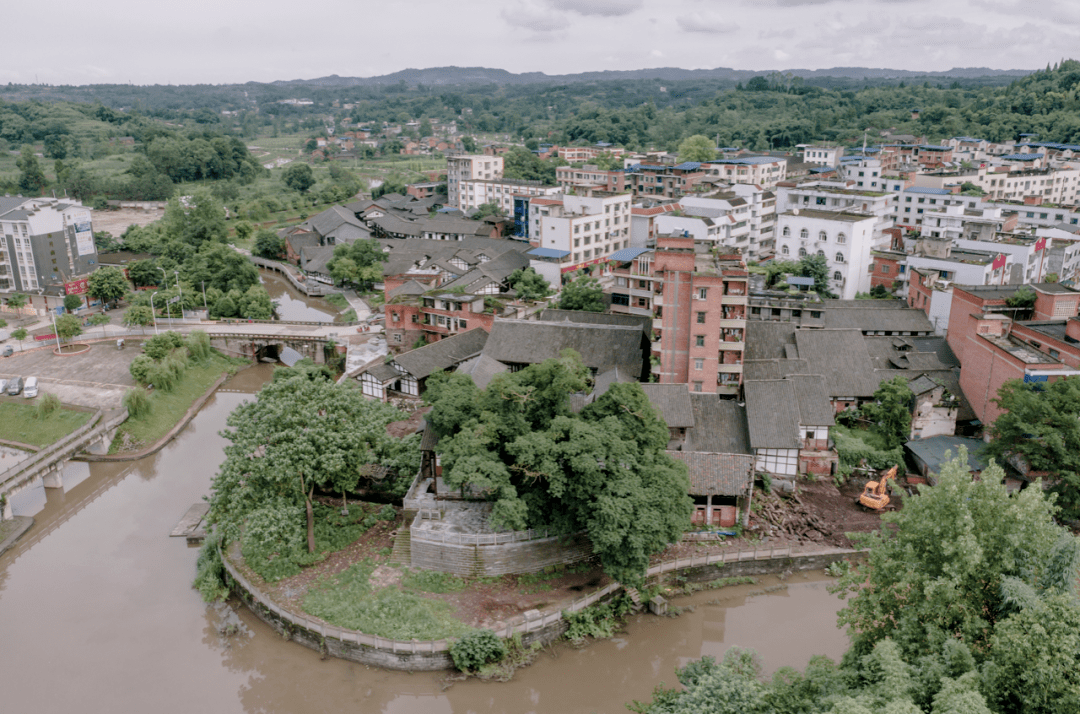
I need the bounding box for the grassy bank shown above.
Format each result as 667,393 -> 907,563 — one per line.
0,402 -> 93,447
108,351 -> 243,453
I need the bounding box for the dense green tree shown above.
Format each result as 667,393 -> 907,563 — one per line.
988,377 -> 1080,516
63,293 -> 84,313
677,134 -> 717,162
163,189 -> 227,246
252,229 -> 285,259
282,162 -> 315,192
471,201 -> 503,219
859,376 -> 913,449
798,254 -> 837,299
502,146 -> 559,184
86,266 -> 129,306
126,259 -> 159,288
233,221 -> 253,244
832,450 -> 1075,664
507,267 -> 552,301
557,276 -> 605,312
16,146 -> 46,195
5,293 -> 27,309
54,314 -> 83,343
11,327 -> 28,351
425,354 -> 691,586
87,312 -> 110,339
327,239 -> 385,291
206,375 -> 419,558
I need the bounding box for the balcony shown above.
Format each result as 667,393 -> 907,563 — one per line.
718,341 -> 745,351
718,318 -> 745,329
721,294 -> 748,306
716,363 -> 743,373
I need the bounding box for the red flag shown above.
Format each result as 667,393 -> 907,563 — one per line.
992,253 -> 1007,270
1034,237 -> 1047,252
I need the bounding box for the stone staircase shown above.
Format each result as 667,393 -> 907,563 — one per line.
624,586 -> 643,611
389,527 -> 412,567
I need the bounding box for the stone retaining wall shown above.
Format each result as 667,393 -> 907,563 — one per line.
410,531 -> 594,577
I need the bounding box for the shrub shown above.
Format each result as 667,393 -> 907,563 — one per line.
403,569 -> 467,594
36,393 -> 61,419
450,629 -> 507,672
146,362 -> 177,392
186,330 -> 212,362
122,388 -> 152,419
377,504 -> 397,521
193,530 -> 230,602
143,331 -> 184,360
129,355 -> 155,385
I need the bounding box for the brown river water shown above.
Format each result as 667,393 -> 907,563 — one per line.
261,270 -> 340,323
0,365 -> 848,714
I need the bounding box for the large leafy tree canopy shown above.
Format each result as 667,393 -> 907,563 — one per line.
859,376 -> 913,450
557,275 -> 605,312
988,376 -> 1080,517
328,238 -> 386,291
635,451 -> 1080,714
424,352 -> 692,586
86,265 -> 129,305
206,375 -> 420,556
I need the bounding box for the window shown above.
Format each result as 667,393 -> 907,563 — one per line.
881,264 -> 890,274
696,311 -> 706,323
459,320 -> 467,329
392,312 -> 400,322
694,358 -> 704,370
833,271 -> 842,281
751,307 -> 761,315
781,245 -> 790,255
698,288 -> 708,300
411,314 -> 419,323
836,232 -> 846,244
692,381 -> 703,392
695,335 -> 705,347
810,311 -> 822,318
819,231 -> 827,241
782,226 -> 790,237
816,197 -> 826,205
393,333 -> 402,343
817,250 -> 825,257
612,293 -> 630,306
799,247 -> 807,257
800,228 -> 809,239
836,253 -> 845,263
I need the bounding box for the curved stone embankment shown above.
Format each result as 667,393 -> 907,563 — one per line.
222,544 -> 864,672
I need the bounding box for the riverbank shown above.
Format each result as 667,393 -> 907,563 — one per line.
0,515 -> 34,557
104,352 -> 249,455
0,401 -> 93,447
222,540 -> 862,672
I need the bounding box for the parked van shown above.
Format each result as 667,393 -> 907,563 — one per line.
23,377 -> 37,398
6,376 -> 23,396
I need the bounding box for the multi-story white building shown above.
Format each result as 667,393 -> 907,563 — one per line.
446,154 -> 504,209
703,156 -> 787,189
457,178 -> 560,214
776,180 -> 896,247
530,193 -> 633,273
797,145 -> 844,166
775,209 -> 876,300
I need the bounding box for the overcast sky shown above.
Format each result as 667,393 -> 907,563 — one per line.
8,0 -> 1077,86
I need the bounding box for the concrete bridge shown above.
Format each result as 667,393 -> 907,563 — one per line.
0,408 -> 127,520
248,255 -> 334,297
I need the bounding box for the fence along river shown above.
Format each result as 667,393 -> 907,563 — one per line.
0,365 -> 849,714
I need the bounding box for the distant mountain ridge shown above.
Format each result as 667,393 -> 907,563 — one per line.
269,65 -> 1035,88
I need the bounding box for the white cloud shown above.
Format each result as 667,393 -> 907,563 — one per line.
774,49 -> 791,61
676,11 -> 739,34
499,0 -> 570,32
546,0 -> 643,16
651,49 -> 665,57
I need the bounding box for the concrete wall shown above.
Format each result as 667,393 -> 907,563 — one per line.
410,531 -> 594,577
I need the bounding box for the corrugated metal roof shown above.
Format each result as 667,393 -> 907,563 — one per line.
607,247 -> 652,262
528,247 -> 571,259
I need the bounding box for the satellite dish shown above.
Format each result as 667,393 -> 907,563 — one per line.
793,208 -> 799,216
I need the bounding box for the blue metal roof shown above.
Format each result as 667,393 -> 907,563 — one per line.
436,207 -> 462,213
905,187 -> 952,195
672,162 -> 703,171
787,276 -> 815,286
808,166 -> 836,174
1001,153 -> 1042,161
918,145 -> 950,151
952,136 -> 985,142
528,247 -> 571,259
708,156 -> 779,165
607,247 -> 652,262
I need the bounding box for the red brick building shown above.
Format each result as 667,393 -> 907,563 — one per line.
871,250 -> 906,290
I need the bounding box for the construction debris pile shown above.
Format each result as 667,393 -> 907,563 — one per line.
753,489 -> 829,543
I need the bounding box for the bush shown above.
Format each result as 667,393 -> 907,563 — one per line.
146,362 -> 178,392
377,504 -> 397,521
129,355 -> 155,385
450,629 -> 507,672
36,393 -> 61,419
143,331 -> 184,360
193,530 -> 230,602
186,330 -> 212,362
122,388 -> 152,419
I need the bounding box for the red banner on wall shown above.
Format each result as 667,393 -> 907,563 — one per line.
64,279 -> 89,295
1034,237 -> 1048,252
991,253 -> 1007,270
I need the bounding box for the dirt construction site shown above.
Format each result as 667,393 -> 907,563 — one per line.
90,207 -> 165,236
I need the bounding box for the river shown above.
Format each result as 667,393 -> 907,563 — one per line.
261,269 -> 340,323
0,366 -> 849,714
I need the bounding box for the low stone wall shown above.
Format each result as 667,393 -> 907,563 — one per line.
675,549 -> 863,584
410,531 -> 594,577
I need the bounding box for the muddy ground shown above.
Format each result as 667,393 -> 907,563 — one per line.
91,207 -> 165,236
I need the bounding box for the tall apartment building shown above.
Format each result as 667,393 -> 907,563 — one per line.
606,236 -> 748,395
776,180 -> 896,246
529,193 -> 633,273
555,164 -> 630,194
457,178 -> 560,214
774,209 -> 877,300
625,162 -> 708,199
445,154 -> 504,209
1,197 -> 99,310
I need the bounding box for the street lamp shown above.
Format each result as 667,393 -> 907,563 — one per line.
174,270 -> 182,319
150,291 -> 160,336
50,308 -> 61,352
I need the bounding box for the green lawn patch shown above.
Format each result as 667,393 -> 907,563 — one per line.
0,402 -> 93,447
304,561 -> 472,640
109,351 -> 242,452
402,569 -> 467,594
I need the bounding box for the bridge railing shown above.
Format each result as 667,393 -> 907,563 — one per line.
0,409 -> 104,494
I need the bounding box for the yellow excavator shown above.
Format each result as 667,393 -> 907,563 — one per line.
858,465 -> 898,511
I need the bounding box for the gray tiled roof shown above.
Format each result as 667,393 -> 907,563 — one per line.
745,321 -> 798,361
794,329 -> 881,398
743,359 -> 809,381
788,374 -> 836,426
538,309 -> 652,335
667,451 -> 754,496
823,306 -> 934,333
392,328 -> 490,380
640,384 -> 695,428
455,352 -> 509,390
483,320 -> 645,379
366,362 -> 401,382
387,280 -> 430,300
686,395 -> 752,454
743,380 -> 801,449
